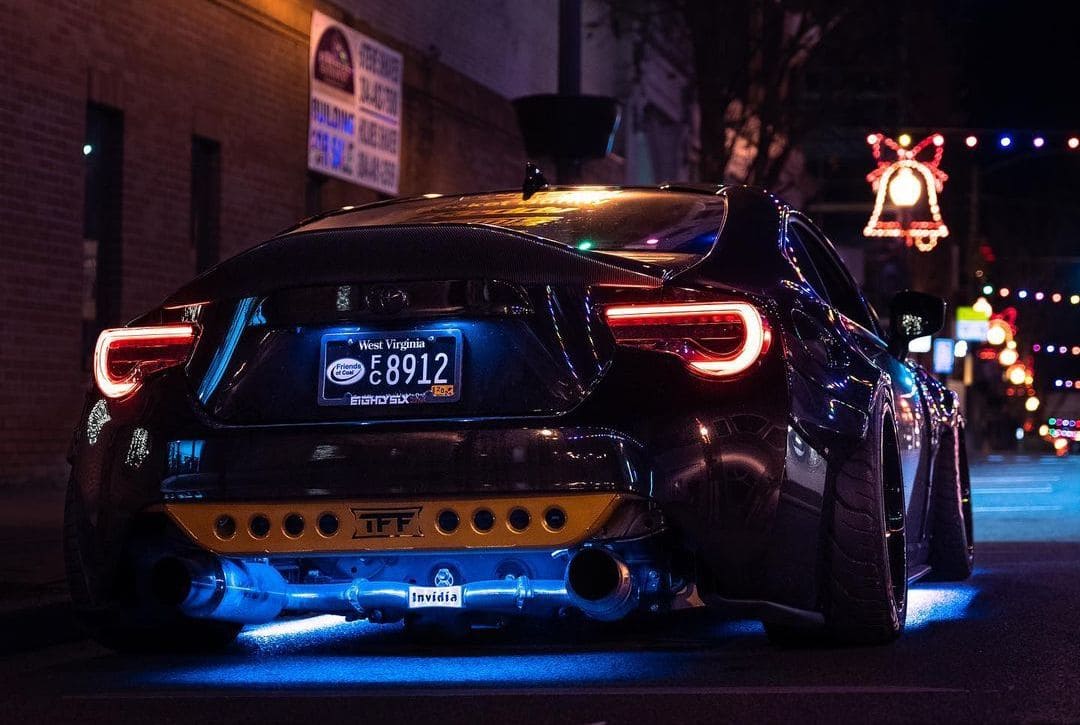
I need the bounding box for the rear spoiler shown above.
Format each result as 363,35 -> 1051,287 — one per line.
163,224 -> 665,308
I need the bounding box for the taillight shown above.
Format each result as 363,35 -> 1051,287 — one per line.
93,325 -> 198,398
604,301 -> 770,377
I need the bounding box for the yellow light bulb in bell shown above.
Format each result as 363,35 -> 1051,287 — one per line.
888,166 -> 922,207
998,348 -> 1018,366
1025,396 -> 1041,412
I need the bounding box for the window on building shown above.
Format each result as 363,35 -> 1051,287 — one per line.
82,102 -> 124,367
191,135 -> 221,273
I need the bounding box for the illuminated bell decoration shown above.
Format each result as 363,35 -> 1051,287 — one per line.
863,133 -> 950,252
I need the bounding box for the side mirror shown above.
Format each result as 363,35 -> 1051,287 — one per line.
889,290 -> 945,358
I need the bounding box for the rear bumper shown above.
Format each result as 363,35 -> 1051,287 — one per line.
142,492 -> 675,625
69,365 -> 819,620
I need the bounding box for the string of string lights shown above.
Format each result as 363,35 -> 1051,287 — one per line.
983,286 -> 1080,303
877,130 -> 1080,151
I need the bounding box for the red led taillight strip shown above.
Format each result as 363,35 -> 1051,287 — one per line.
93,325 -> 197,399
604,301 -> 769,377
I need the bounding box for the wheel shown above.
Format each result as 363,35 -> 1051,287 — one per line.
823,399 -> 907,644
783,395 -> 907,646
765,400 -> 907,647
64,476 -> 242,653
927,425 -> 975,580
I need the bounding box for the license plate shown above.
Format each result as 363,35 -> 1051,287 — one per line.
407,585 -> 463,609
319,329 -> 462,407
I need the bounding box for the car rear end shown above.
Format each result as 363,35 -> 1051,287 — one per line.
67,188 -> 792,635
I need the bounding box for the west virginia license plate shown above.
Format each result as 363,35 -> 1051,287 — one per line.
319,329 -> 462,407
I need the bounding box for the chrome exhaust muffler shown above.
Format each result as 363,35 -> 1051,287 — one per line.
154,556 -> 574,624
153,556 -> 293,624
564,548 -> 638,621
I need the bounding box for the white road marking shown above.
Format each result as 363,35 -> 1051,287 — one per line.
971,486 -> 1053,495
971,476 -> 1059,484
973,505 -> 1063,513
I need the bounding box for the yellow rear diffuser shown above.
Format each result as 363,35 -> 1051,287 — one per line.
166,493 -> 627,555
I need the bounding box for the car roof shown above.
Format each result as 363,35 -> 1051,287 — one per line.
283,184 -> 732,235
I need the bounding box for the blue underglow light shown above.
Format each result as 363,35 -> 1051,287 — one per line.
240,615 -> 361,644
905,584 -> 978,629
129,589 -> 979,690
137,617 -> 764,689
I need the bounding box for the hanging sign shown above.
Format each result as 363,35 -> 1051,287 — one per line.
309,11 -> 403,194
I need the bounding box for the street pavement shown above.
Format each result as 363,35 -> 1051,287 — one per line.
2,456 -> 1079,723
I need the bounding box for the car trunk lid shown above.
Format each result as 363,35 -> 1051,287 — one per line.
174,225 -> 666,425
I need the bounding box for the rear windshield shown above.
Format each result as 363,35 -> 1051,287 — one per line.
297,188 -> 726,265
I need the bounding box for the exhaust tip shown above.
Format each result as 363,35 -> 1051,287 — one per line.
151,557 -> 193,607
567,548 -> 622,601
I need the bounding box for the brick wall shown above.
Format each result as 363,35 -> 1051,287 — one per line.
0,0 -> 602,485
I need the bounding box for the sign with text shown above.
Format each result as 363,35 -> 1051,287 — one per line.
309,11 -> 402,194
955,305 -> 990,342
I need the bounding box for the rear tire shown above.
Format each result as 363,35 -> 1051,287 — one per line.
822,400 -> 907,644
766,401 -> 907,647
64,477 -> 242,653
928,425 -> 975,580
771,396 -> 908,647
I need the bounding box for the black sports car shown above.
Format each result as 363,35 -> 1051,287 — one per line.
66,179 -> 974,651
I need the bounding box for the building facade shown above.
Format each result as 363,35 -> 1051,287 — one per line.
0,0 -> 698,484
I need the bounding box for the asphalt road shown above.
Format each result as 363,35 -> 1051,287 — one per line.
3,455 -> 1080,724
